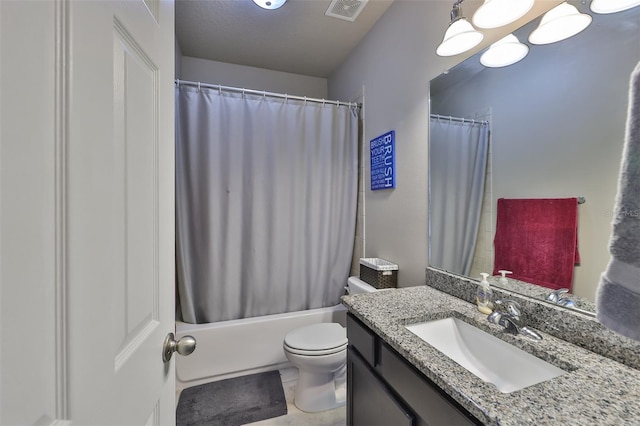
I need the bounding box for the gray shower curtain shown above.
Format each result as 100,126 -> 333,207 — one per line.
176,86 -> 359,324
429,117 -> 489,276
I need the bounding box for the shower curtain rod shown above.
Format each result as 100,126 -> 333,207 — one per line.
430,113 -> 488,125
175,79 -> 361,109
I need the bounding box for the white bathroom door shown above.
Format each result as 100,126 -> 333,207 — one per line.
66,0 -> 176,424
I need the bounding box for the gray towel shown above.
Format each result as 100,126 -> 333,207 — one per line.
596,60 -> 640,341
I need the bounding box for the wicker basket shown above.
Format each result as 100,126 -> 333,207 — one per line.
359,258 -> 398,289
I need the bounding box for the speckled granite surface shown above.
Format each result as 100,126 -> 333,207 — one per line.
342,285 -> 640,426
426,267 -> 596,315
474,273 -> 596,314
426,267 -> 640,371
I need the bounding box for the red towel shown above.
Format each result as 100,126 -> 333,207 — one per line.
493,198 -> 579,291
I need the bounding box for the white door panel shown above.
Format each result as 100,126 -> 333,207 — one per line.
1,0 -> 176,424
1,0 -> 175,422
67,0 -> 175,424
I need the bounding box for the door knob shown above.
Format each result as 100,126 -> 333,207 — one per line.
163,332 -> 196,362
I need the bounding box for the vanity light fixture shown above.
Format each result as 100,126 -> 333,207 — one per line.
480,34 -> 529,67
472,0 -> 534,29
252,0 -> 287,10
590,0 -> 640,14
436,0 -> 484,57
528,2 -> 592,45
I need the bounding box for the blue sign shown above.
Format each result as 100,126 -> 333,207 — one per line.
370,131 -> 396,190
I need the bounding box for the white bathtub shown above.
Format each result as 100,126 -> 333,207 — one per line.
175,304 -> 347,389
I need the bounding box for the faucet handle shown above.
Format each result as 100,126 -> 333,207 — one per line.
546,288 -> 570,303
487,311 -> 502,325
494,299 -> 521,317
558,298 -> 576,308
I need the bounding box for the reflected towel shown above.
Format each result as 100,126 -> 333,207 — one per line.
493,198 -> 579,291
596,60 -> 640,342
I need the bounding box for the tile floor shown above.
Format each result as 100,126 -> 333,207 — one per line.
245,367 -> 346,426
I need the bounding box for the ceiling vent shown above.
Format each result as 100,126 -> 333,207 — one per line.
325,0 -> 368,22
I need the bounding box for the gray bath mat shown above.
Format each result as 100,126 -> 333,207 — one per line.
176,370 -> 287,426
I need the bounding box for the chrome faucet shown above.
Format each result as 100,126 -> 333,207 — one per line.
487,299 -> 542,340
546,288 -> 576,308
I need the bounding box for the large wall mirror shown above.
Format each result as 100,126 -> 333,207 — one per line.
428,2 -> 640,315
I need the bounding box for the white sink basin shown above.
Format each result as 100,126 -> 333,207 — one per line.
405,317 -> 566,393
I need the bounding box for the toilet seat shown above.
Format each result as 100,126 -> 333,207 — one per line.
284,342 -> 347,356
284,323 -> 347,356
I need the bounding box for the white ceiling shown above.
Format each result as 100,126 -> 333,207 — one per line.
175,0 -> 395,78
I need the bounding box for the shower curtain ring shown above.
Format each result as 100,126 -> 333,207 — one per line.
197,82 -> 201,91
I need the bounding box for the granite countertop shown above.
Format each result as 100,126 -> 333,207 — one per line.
342,285 -> 640,426
483,276 -> 597,314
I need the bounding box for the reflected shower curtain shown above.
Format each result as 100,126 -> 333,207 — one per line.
176,86 -> 359,324
429,117 -> 489,276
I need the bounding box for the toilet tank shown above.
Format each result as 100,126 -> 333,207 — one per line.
347,276 -> 378,294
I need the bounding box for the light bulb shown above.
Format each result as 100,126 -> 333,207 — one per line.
528,3 -> 592,45
436,19 -> 484,57
473,0 -> 534,29
480,34 -> 529,67
252,0 -> 287,10
590,0 -> 640,14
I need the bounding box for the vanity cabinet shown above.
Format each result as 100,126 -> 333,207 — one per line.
347,313 -> 481,426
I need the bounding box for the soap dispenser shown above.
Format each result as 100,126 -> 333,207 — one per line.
476,273 -> 494,315
498,270 -> 512,286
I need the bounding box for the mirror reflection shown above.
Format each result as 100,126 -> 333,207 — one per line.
428,3 -> 640,314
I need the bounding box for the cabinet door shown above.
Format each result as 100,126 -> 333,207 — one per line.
377,342 -> 479,425
348,347 -> 414,426
347,313 -> 377,366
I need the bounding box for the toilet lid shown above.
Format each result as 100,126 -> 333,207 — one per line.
284,323 -> 347,351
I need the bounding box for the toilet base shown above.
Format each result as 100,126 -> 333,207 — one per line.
293,366 -> 346,413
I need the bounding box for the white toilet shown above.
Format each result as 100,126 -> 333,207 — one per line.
283,276 -> 378,412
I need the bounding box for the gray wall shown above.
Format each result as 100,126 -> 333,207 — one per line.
175,36 -> 182,78
328,1 -> 443,287
180,56 -> 328,99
